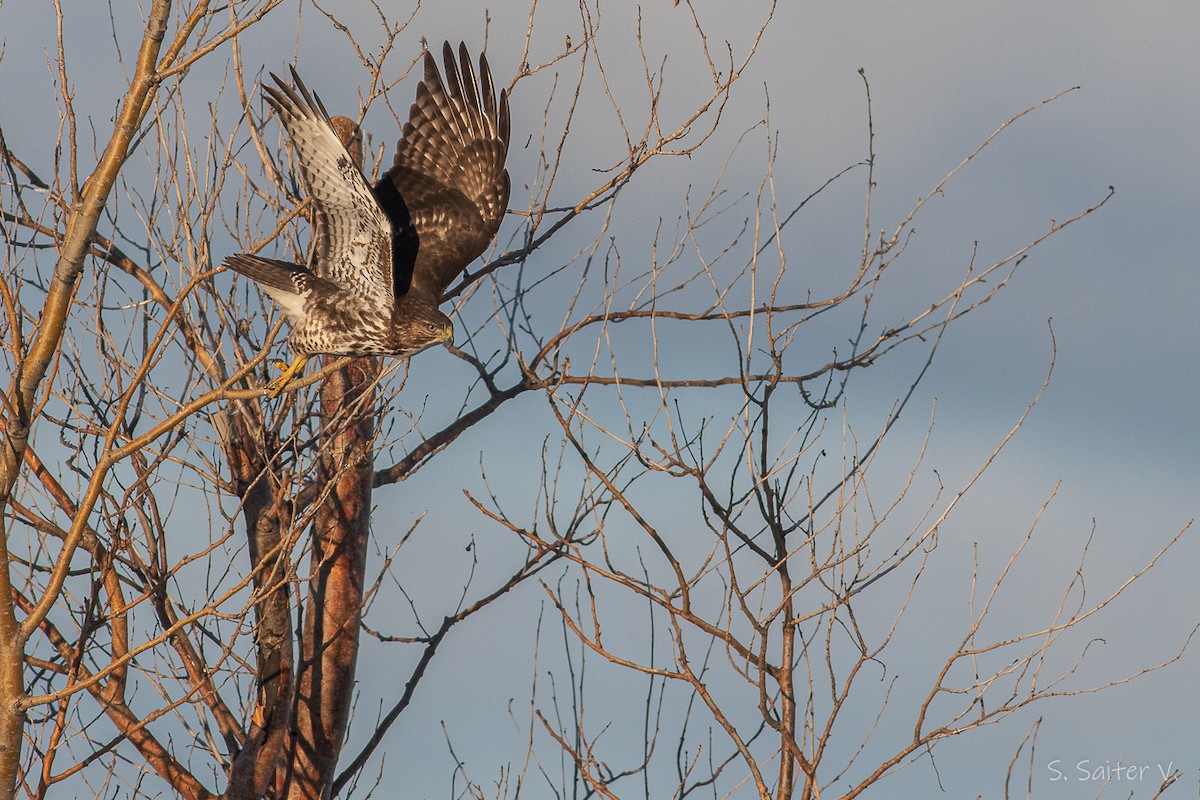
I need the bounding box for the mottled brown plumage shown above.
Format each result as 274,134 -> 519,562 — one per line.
224,41 -> 510,395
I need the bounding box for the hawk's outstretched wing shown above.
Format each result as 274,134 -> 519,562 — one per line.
376,41 -> 510,305
263,69 -> 394,304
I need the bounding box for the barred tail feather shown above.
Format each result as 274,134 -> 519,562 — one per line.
224,253 -> 314,321
223,253 -> 308,291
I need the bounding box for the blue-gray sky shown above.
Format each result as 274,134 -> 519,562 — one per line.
392,5 -> 1200,795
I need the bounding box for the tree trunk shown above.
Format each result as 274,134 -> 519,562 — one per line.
281,357 -> 377,798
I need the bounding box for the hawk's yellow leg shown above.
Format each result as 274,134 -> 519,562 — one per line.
266,355 -> 309,398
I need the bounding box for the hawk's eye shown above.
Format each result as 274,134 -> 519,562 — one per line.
427,322 -> 438,333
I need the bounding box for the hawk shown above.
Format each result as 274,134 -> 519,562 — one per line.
224,41 -> 511,396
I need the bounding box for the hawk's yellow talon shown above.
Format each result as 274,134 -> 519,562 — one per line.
265,356 -> 309,398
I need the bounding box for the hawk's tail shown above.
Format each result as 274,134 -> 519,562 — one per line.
223,253 -> 310,293
223,253 -> 321,321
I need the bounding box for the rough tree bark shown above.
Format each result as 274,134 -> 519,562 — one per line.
222,398 -> 292,800
283,356 -> 376,798
217,115 -> 376,799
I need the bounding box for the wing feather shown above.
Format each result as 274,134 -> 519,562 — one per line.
375,41 -> 510,304
263,69 -> 393,303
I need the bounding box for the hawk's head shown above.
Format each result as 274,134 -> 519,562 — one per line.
391,307 -> 454,356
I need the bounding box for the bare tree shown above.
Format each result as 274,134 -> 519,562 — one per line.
0,2 -> 1190,799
